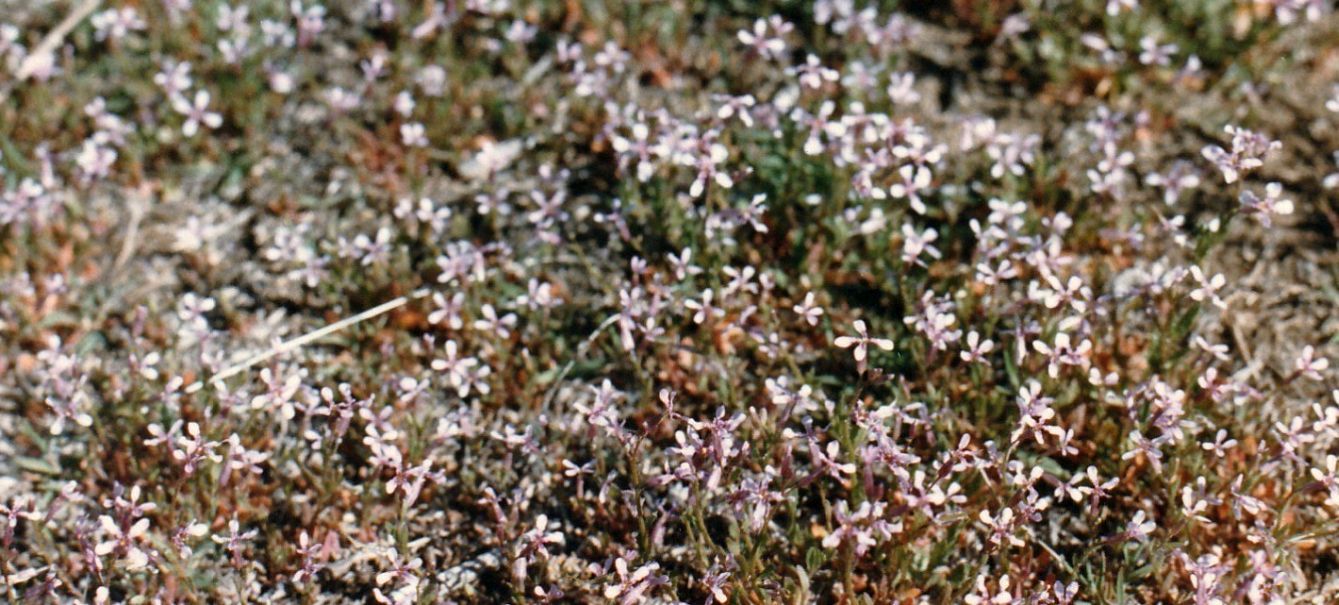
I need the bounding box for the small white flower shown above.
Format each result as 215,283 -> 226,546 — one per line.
1124,510 -> 1156,542
792,292 -> 824,326
834,320 -> 894,373
171,90 -> 223,137
1295,345 -> 1330,381
400,122 -> 427,147
1238,182 -> 1293,227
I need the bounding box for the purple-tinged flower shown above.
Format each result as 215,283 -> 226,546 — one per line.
1295,345 -> 1330,381
684,289 -> 725,325
1201,126 -> 1280,184
737,18 -> 788,60
900,223 -> 941,266
1199,429 -> 1237,458
400,122 -> 427,147
96,513 -> 154,570
792,292 -> 824,326
171,91 -> 223,138
1145,160 -> 1201,205
153,60 -> 193,96
960,331 -> 995,365
473,304 -> 518,339
1238,182 -> 1293,227
1123,510 -> 1157,542
1138,36 -> 1177,66
790,54 -> 839,90
834,319 -> 894,373
91,8 -> 146,42
1187,266 -> 1228,310
603,557 -> 669,604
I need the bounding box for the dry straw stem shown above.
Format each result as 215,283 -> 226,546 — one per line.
14,0 -> 103,81
185,288 -> 433,394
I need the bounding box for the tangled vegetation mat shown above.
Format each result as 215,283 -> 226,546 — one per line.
2,0 -> 1338,603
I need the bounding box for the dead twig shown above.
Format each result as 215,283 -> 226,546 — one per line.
186,288 -> 434,393
16,0 -> 103,81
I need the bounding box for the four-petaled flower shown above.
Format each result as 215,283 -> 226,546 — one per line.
170,90 -> 223,137
834,320 -> 894,373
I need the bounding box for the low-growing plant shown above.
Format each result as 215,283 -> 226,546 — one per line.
0,0 -> 1337,603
